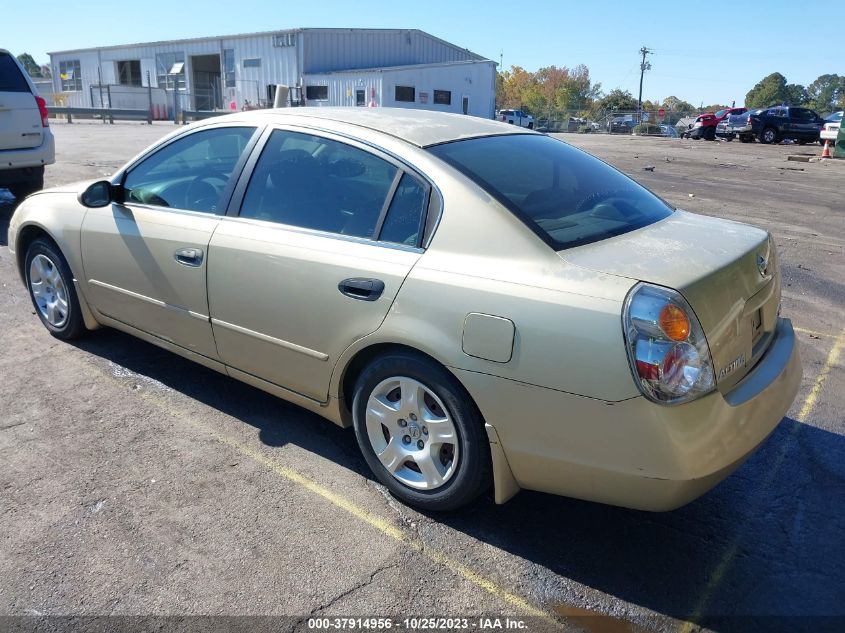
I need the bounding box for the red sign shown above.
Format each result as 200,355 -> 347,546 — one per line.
658,108 -> 666,119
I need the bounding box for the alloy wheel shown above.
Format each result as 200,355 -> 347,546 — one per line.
29,254 -> 69,328
364,376 -> 459,490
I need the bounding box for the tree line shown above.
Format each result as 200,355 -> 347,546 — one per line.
497,66 -> 845,121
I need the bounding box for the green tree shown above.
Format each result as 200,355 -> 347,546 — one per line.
745,72 -> 808,107
595,88 -> 637,113
16,53 -> 43,78
661,96 -> 695,113
806,74 -> 844,113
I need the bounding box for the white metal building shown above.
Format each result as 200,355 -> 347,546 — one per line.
48,28 -> 496,118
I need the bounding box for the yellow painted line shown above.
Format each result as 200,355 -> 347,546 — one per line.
72,356 -> 559,626
677,329 -> 845,633
793,326 -> 841,341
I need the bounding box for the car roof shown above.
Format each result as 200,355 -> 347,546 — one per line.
217,107 -> 535,148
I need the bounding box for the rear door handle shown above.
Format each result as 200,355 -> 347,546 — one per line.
338,278 -> 385,301
174,247 -> 204,267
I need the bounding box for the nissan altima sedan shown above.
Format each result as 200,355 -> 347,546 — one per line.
8,108 -> 801,511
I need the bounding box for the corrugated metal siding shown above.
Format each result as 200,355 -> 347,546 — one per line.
302,30 -> 476,74
304,72 -> 383,108
304,61 -> 496,118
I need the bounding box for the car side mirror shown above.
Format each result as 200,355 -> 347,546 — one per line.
78,180 -> 116,208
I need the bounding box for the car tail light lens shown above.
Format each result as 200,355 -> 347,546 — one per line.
622,283 -> 715,405
35,96 -> 49,127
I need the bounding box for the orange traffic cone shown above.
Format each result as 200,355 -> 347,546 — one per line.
821,139 -> 832,158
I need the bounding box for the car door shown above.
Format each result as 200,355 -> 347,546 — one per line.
80,124 -> 259,358
207,126 -> 430,402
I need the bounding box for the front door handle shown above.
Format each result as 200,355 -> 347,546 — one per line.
338,278 -> 385,302
174,247 -> 204,267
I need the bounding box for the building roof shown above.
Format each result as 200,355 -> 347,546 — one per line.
48,28 -> 488,62
223,107 -> 532,148
306,59 -> 496,76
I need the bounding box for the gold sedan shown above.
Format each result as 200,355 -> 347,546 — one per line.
8,108 -> 801,511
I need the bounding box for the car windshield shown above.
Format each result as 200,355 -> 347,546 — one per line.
428,134 -> 673,250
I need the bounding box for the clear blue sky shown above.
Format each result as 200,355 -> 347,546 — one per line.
5,0 -> 838,106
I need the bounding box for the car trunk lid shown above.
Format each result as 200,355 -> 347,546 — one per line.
560,211 -> 780,392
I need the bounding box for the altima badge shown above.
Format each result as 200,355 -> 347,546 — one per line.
718,354 -> 746,380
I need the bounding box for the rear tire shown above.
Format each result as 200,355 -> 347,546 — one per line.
24,238 -> 86,340
740,135 -> 753,143
352,351 -> 491,511
9,172 -> 44,200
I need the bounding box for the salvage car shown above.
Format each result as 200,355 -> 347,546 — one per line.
9,109 -> 802,512
748,106 -> 823,144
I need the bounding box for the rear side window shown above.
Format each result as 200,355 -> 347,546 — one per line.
240,130 -> 399,239
0,53 -> 31,93
379,174 -> 427,245
429,134 -> 673,250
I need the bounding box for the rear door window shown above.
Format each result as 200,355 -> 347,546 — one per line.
429,134 -> 672,250
239,129 -> 399,239
0,53 -> 31,93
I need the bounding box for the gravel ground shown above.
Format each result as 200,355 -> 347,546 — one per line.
0,121 -> 843,633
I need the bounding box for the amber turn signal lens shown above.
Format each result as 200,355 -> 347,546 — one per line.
659,304 -> 691,341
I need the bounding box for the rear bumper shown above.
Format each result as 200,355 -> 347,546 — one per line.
458,317 -> 801,511
821,129 -> 838,141
0,130 -> 55,175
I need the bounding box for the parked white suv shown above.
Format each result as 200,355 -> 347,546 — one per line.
0,49 -> 54,200
496,109 -> 534,129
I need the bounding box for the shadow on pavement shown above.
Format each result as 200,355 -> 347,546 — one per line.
71,328 -> 844,633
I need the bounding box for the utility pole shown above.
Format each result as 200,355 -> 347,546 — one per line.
637,46 -> 652,124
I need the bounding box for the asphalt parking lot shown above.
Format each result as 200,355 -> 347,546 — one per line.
1,121 -> 843,633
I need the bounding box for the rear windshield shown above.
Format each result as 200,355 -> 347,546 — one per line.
0,53 -> 30,93
428,134 -> 673,250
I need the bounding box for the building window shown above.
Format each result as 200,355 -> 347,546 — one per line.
272,32 -> 295,47
306,85 -> 328,101
223,49 -> 236,88
242,58 -> 261,69
395,85 -> 415,102
155,52 -> 185,90
117,60 -> 142,87
355,89 -> 365,106
59,59 -> 81,91
433,89 -> 451,106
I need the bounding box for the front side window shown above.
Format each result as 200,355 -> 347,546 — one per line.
240,130 -> 399,239
429,134 -> 673,250
123,126 -> 255,213
59,59 -> 82,91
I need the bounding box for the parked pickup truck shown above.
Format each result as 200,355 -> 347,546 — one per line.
718,108 -> 763,142
743,106 -> 824,144
496,109 -> 534,129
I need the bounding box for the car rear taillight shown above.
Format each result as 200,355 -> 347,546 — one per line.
35,96 -> 49,127
622,283 -> 715,405
747,115 -> 752,124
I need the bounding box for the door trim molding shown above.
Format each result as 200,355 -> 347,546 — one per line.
211,317 -> 330,362
88,279 -> 209,321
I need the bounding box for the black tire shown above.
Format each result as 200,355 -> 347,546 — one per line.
724,135 -> 733,142
527,122 -> 534,130
820,139 -> 826,146
704,126 -> 716,141
760,127 -> 778,144
740,135 -> 753,143
797,139 -> 808,146
9,173 -> 44,200
352,351 -> 491,511
24,238 -> 86,340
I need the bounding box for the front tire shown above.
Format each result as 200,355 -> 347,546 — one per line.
760,127 -> 778,144
352,352 -> 491,511
24,238 -> 86,340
